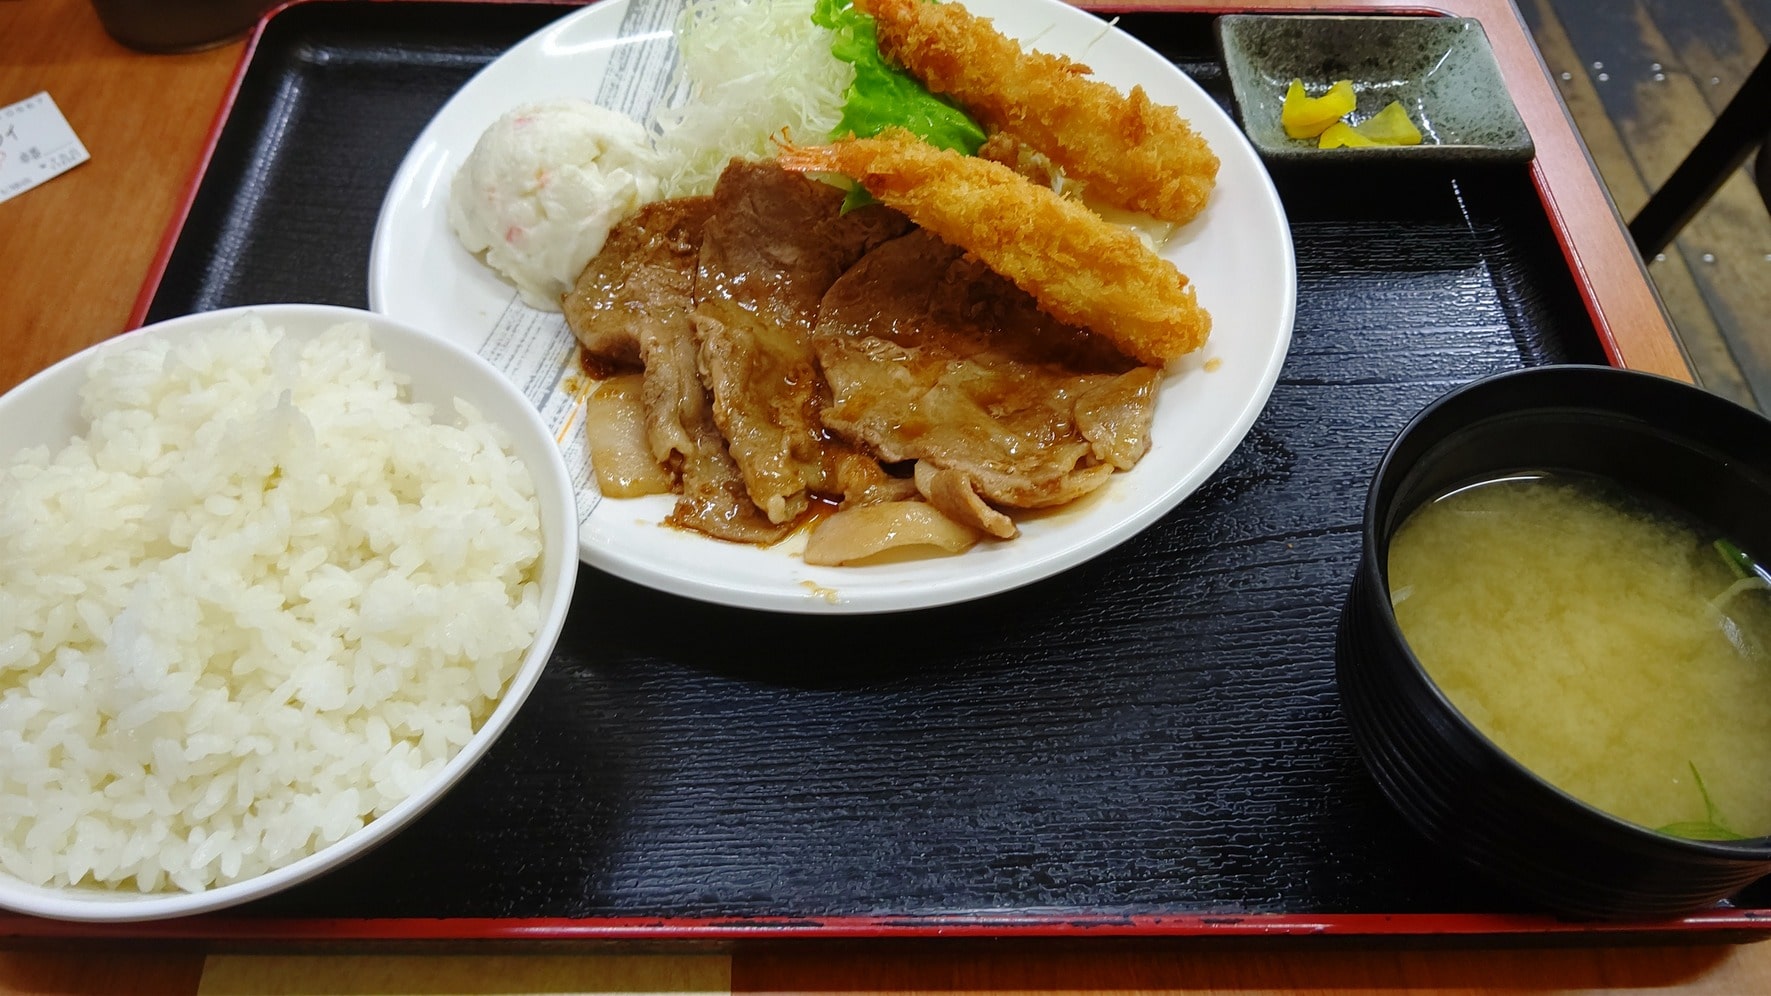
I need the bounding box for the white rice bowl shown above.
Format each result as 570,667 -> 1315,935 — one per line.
0,304 -> 577,922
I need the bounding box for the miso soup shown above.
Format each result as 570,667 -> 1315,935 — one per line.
1386,471 -> 1771,839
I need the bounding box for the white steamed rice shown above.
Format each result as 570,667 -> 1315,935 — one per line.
0,316 -> 544,894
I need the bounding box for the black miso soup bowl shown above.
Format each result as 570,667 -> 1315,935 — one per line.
1337,363 -> 1771,920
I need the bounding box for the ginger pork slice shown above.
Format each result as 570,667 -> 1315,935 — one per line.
563,196 -> 787,544
813,229 -> 1160,518
692,161 -> 912,525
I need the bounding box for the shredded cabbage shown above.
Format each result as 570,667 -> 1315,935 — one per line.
648,0 -> 988,200
650,0 -> 854,198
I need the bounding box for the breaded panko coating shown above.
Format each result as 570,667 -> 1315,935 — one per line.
853,0 -> 1218,225
775,132 -> 1210,365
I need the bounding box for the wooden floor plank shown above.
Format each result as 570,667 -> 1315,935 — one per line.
1544,1 -> 1720,187
1525,0 -> 1756,406
1523,0 -> 1647,210
1547,0 -> 1771,408
1677,173 -> 1771,368
1640,250 -> 1753,405
1643,0 -> 1768,115
1625,5 -> 1771,405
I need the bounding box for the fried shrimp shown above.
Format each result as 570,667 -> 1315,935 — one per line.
775,131 -> 1209,365
852,0 -> 1218,225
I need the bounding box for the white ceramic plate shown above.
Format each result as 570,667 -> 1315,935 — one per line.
370,0 -> 1296,614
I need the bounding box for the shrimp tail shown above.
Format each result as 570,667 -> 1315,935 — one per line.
771,142 -> 846,176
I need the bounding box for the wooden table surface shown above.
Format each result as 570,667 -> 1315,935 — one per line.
1,0 -> 1766,991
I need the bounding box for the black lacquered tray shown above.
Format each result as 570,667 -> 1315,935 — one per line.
18,0 -> 1769,944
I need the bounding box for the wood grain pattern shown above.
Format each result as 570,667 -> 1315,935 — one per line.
0,951 -> 204,995
0,0 -> 240,394
4,0 -> 1770,993
1521,0 -> 1755,407
1544,0 -> 1771,405
735,942 -> 1756,994
1646,0 -> 1766,115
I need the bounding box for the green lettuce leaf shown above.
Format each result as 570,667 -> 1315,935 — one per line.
812,0 -> 986,155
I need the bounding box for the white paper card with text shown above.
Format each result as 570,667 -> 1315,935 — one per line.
0,92 -> 91,205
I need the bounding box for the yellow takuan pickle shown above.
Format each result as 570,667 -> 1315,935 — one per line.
1317,122 -> 1376,149
1356,101 -> 1424,145
1282,81 -> 1426,149
1281,78 -> 1355,138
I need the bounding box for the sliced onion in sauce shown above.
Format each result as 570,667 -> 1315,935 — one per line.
583,374 -> 673,498
802,501 -> 982,566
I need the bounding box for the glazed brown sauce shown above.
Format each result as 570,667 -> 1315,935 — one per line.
578,347 -> 630,383
661,491 -> 842,543
790,494 -> 843,536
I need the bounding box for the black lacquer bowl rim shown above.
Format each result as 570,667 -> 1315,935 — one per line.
1355,363 -> 1771,862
